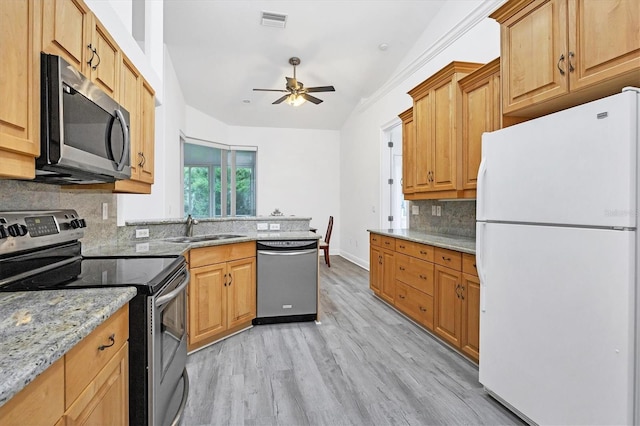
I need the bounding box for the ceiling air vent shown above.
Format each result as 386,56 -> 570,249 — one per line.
261,11 -> 287,28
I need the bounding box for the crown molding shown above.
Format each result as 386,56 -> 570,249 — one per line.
353,0 -> 505,114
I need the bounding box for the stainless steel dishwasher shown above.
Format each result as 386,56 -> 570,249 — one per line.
254,240 -> 318,324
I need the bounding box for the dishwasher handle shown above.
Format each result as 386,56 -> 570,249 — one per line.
257,249 -> 317,256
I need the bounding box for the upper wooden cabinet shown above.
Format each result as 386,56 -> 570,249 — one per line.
0,0 -> 41,179
458,59 -> 501,196
407,62 -> 484,200
42,0 -> 120,100
398,108 -> 415,195
492,0 -> 640,117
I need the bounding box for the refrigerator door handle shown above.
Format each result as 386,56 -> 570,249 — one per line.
476,157 -> 487,220
476,221 -> 487,312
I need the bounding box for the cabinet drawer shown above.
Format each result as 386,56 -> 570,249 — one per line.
370,233 -> 382,247
190,241 -> 256,268
434,247 -> 462,270
395,239 -> 434,262
65,305 -> 129,407
0,358 -> 64,426
395,281 -> 434,330
395,253 -> 434,295
379,236 -> 396,251
462,253 -> 478,277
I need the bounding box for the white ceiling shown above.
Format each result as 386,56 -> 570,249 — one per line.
163,0 -> 447,130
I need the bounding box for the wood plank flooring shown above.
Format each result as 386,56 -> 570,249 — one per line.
180,256 -> 523,426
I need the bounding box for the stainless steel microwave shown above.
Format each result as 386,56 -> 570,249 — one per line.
36,53 -> 131,184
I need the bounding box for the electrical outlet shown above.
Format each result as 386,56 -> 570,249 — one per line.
412,205 -> 419,215
136,228 -> 149,238
102,203 -> 108,220
432,206 -> 437,216
257,223 -> 268,231
436,206 -> 442,216
269,223 -> 280,230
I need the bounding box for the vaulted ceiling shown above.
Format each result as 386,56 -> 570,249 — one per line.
163,1 -> 446,130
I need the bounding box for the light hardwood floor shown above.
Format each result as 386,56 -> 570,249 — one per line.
180,256 -> 523,426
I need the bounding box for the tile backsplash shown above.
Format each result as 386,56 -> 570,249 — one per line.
409,199 -> 476,238
0,180 -> 117,248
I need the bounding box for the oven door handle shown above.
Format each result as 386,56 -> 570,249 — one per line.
170,367 -> 190,426
0,256 -> 82,288
155,269 -> 189,307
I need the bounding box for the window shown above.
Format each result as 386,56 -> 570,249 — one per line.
183,140 -> 256,218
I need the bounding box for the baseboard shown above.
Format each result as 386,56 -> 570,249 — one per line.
338,252 -> 369,270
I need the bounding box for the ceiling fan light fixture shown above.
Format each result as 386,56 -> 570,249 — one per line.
261,11 -> 287,28
286,94 -> 306,107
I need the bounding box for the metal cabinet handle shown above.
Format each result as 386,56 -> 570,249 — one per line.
460,285 -> 465,300
399,266 -> 406,271
442,256 -> 451,261
455,284 -> 461,299
87,44 -> 95,66
568,51 -> 575,72
91,48 -> 101,70
419,274 -> 427,280
98,334 -> 115,351
378,255 -> 382,265
398,294 -> 405,299
228,273 -> 233,286
399,245 -> 405,249
223,273 -> 227,286
419,250 -> 427,255
557,53 -> 566,75
419,306 -> 427,312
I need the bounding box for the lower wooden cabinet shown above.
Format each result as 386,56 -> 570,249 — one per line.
0,304 -> 130,426
369,233 -> 480,363
187,242 -> 256,352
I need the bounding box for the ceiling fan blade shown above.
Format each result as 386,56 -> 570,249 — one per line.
305,86 -> 335,93
286,77 -> 299,90
301,93 -> 323,104
253,88 -> 289,92
272,95 -> 289,104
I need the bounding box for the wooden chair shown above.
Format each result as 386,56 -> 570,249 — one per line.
319,216 -> 333,267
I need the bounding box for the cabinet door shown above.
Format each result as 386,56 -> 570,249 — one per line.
120,56 -> 141,181
500,0 -> 569,114
41,0 -> 92,73
413,93 -> 432,191
431,79 -> 456,191
434,265 -> 462,347
380,248 -> 396,304
139,80 -> 155,184
63,343 -> 129,426
227,257 -> 256,329
89,16 -> 120,100
0,0 -> 40,178
568,0 -> 640,92
461,273 -> 480,363
369,246 -> 382,295
189,263 -> 227,345
402,116 -> 415,194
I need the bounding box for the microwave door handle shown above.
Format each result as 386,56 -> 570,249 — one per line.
113,109 -> 130,171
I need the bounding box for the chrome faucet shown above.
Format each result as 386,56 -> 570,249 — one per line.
186,214 -> 199,237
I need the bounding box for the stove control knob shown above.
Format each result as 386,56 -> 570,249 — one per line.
0,226 -> 7,239
70,219 -> 81,229
7,224 -> 28,237
78,218 -> 87,228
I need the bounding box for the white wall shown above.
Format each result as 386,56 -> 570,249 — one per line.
339,2 -> 502,268
228,126 -> 340,253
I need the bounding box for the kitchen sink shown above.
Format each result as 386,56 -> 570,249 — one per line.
164,234 -> 245,243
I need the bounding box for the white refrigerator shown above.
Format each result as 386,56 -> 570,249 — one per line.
476,88 -> 639,425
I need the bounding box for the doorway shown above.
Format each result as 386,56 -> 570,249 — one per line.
381,122 -> 408,229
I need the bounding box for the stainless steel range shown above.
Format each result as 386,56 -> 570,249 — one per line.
0,210 -> 189,426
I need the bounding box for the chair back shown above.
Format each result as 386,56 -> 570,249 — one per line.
323,216 -> 334,244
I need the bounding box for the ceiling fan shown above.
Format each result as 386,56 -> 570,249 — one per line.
253,57 -> 335,106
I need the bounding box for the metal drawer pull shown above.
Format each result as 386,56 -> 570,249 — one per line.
557,53 -> 566,75
419,306 -> 427,312
442,256 -> 451,261
419,274 -> 426,280
399,266 -> 406,271
420,250 -> 427,255
399,245 -> 405,249
398,294 -> 405,299
98,334 -> 115,351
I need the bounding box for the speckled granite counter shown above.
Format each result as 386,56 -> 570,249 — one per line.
82,231 -> 321,257
0,287 -> 136,407
367,229 -> 476,254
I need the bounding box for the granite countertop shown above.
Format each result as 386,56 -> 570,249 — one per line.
83,231 -> 321,257
0,287 -> 136,407
367,229 -> 476,254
